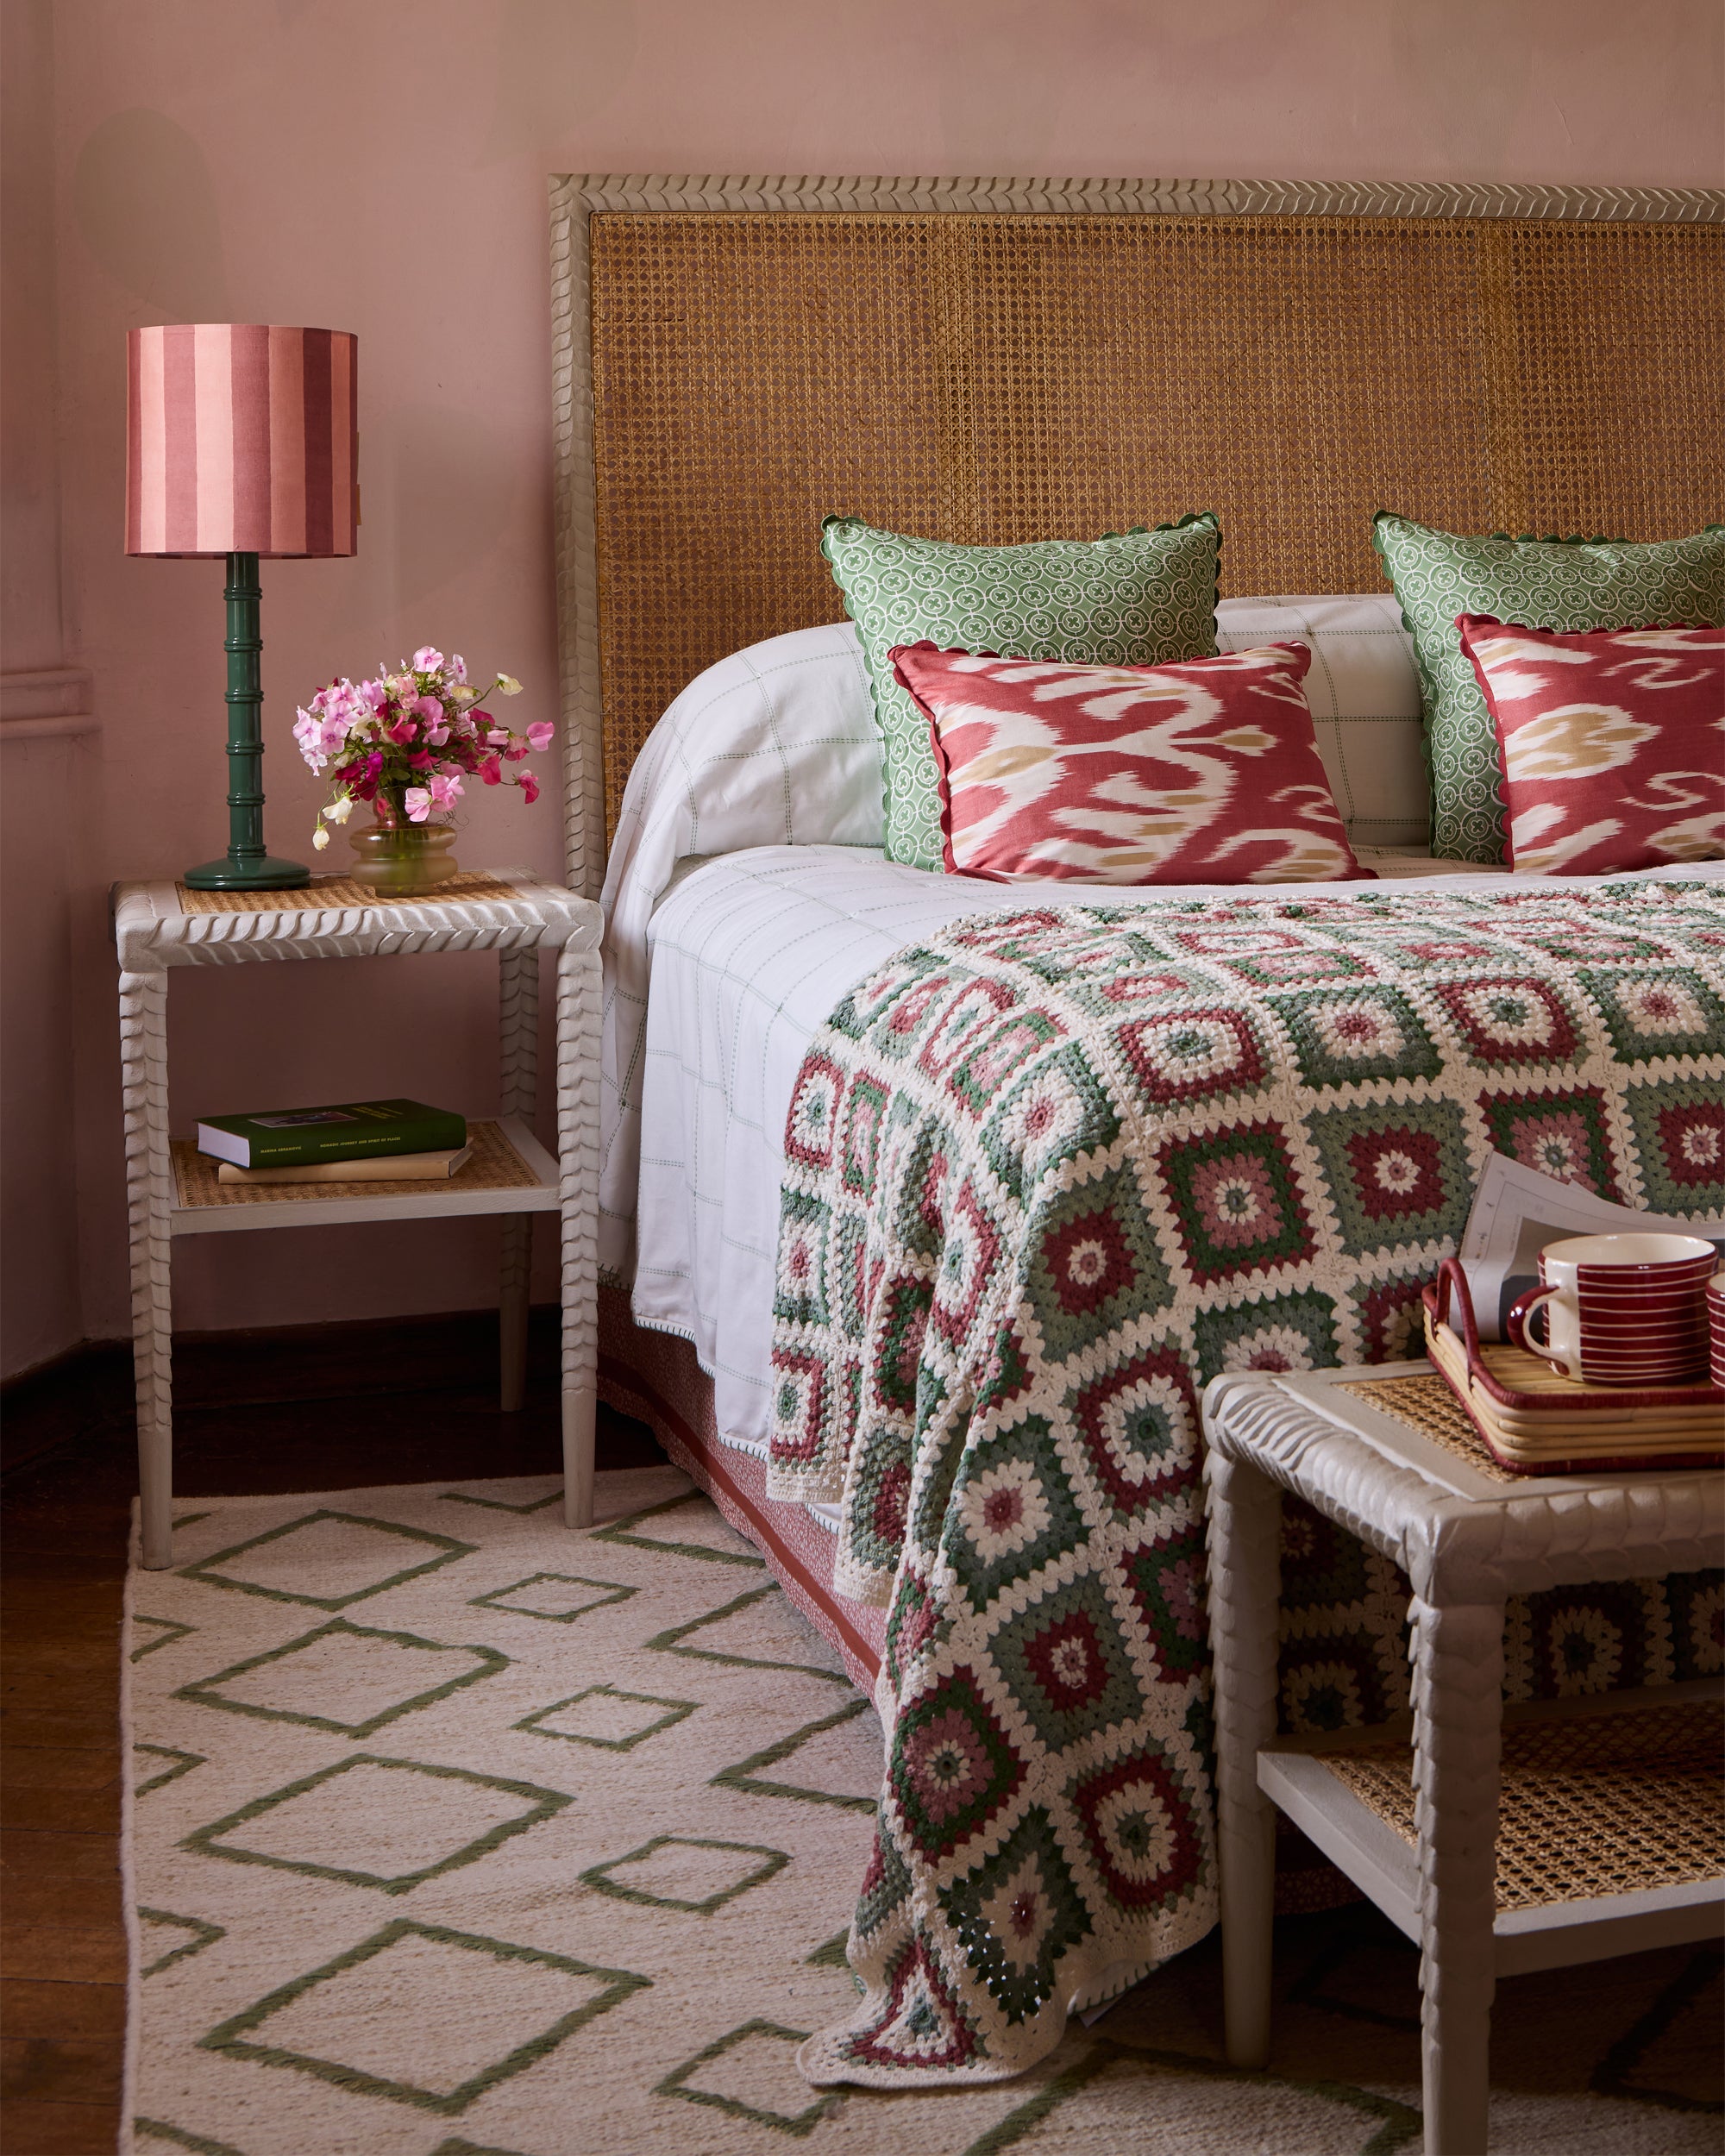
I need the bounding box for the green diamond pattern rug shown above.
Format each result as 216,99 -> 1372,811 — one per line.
125,1468 -> 1720,2153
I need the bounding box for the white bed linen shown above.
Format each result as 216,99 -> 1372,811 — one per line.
597,599 -> 1427,1282
598,624 -> 881,1280
624,843 -> 1722,1459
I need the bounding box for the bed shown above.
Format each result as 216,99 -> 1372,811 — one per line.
549,175 -> 1725,2087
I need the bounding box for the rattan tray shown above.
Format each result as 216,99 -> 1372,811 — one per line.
1422,1262 -> 1724,1474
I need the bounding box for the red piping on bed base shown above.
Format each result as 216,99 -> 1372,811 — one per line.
598,1285 -> 886,1690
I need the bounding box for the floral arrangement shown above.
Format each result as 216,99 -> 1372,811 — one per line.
293,648 -> 552,851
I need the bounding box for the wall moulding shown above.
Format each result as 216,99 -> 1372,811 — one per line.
1,667 -> 98,736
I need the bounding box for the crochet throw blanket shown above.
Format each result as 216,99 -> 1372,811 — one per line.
767,880 -> 1725,2089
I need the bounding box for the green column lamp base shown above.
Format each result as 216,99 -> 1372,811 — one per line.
182,854 -> 311,892
186,551 -> 309,892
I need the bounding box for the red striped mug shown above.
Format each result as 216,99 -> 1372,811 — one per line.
1505,1232 -> 1716,1387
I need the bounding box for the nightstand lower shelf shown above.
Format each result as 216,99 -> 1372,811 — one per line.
169,1119 -> 560,1232
1258,1681 -> 1725,1979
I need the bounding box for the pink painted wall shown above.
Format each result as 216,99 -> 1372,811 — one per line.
4,0 -> 1721,1372
2,0 -> 89,1380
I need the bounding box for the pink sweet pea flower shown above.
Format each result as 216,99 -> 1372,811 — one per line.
517,769 -> 540,805
525,722 -> 554,751
407,751 -> 434,771
403,786 -> 433,823
386,718 -> 418,745
427,771 -> 464,812
412,695 -> 442,723
423,719 -> 451,747
486,725 -> 511,747
294,686 -> 362,771
478,755 -> 503,786
293,706 -> 331,769
504,740 -> 529,761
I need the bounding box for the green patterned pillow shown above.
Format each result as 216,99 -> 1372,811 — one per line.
822,512 -> 1221,872
1373,513 -> 1725,864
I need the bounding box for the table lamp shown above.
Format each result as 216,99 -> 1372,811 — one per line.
126,324 -> 358,889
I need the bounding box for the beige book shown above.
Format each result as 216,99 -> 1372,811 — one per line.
216,1144 -> 473,1186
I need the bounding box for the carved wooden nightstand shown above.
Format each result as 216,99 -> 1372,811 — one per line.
1202,1362 -> 1723,2156
111,867 -> 601,1568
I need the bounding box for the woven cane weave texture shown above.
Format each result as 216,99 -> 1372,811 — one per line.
1323,1698 -> 1725,1911
171,1119 -> 540,1208
1337,1372 -> 1523,1483
175,871 -> 520,914
589,210 -> 1724,833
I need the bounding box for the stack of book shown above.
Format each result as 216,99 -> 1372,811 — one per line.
196,1099 -> 470,1185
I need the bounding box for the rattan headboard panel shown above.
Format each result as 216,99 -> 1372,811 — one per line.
551,180 -> 1723,879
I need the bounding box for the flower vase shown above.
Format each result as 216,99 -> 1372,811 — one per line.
348,813 -> 460,894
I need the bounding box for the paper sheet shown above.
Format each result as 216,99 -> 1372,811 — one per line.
1457,1155 -> 1725,1339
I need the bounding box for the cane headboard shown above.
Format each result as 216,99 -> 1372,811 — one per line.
549,176 -> 1724,893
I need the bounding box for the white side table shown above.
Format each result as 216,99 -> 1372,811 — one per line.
1201,1362 -> 1724,2156
112,867 -> 602,1569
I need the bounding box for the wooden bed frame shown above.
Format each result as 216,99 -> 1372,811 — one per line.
548,172 -> 1723,1683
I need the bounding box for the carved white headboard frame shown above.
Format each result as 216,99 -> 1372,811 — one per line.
547,173 -> 1722,899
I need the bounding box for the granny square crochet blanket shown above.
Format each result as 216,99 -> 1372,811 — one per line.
767,879 -> 1725,2087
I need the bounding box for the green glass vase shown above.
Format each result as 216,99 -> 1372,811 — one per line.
348,805 -> 460,894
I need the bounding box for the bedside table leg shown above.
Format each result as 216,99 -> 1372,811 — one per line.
498,944 -> 540,1413
1410,1595 -> 1504,2156
1205,1449 -> 1283,2071
557,939 -> 601,1527
120,968 -> 175,1569
499,1217 -> 532,1413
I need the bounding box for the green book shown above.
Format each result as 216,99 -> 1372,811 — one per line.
196,1098 -> 467,1170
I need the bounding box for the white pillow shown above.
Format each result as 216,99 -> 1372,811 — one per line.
1216,594 -> 1427,849
603,601 -> 1424,948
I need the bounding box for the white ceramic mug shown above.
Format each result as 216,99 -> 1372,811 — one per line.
1505,1232 -> 1716,1387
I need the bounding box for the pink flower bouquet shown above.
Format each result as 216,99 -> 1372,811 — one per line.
294,647 -> 552,851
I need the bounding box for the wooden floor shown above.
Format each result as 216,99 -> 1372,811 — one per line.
0,1311 -> 663,2156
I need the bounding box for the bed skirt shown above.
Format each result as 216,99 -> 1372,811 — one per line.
598,1283 -> 888,1689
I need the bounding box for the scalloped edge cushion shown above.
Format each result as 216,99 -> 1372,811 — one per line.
823,512 -> 1221,873
1372,515 -> 1725,867
1456,614 -> 1725,876
888,638 -> 1371,886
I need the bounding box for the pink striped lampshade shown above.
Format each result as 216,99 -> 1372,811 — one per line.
126,323 -> 358,558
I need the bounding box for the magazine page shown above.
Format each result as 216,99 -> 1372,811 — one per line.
1458,1156 -> 1725,1340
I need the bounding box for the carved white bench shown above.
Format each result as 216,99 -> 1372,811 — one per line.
1201,1361 -> 1724,2156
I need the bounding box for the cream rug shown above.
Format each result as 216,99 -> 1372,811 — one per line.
124,1467 -> 1720,2154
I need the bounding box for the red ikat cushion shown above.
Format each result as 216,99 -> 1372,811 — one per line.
887,639 -> 1371,885
1456,616 -> 1725,876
